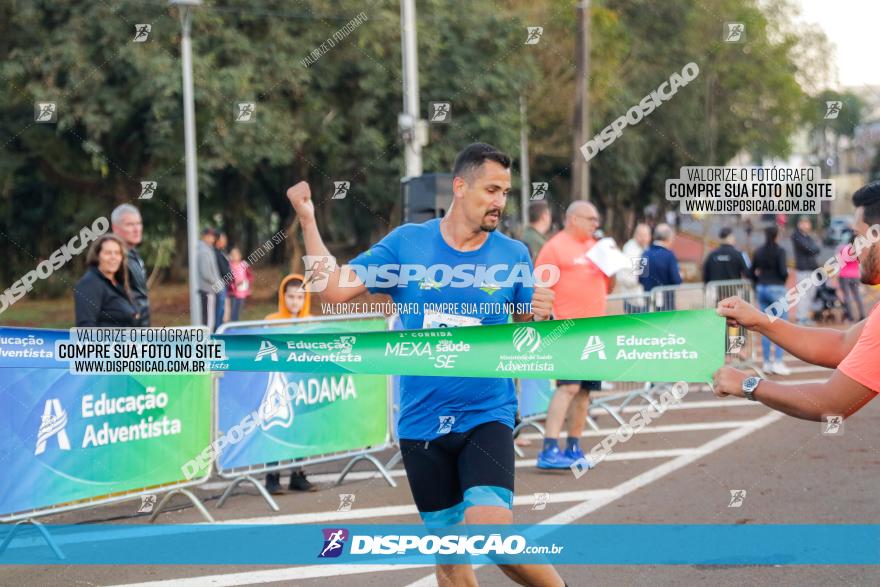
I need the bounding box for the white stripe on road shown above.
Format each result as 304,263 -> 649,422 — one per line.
105,413 -> 782,587
403,411 -> 785,587
519,418 -> 763,440
107,564 -> 431,587
203,448 -> 701,489
543,411 -> 784,524
221,489 -> 617,526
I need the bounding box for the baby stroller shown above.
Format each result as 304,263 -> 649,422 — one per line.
812,282 -> 844,323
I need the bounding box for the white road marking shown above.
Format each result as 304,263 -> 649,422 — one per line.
403,411 -> 785,587
204,448 -> 701,489
107,564 -> 431,587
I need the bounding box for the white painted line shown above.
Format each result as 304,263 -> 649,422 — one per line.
222,489 -> 617,526
205,448 -> 701,489
519,418 -> 761,440
404,411 -> 785,587
108,564 -> 431,587
542,411 -> 784,525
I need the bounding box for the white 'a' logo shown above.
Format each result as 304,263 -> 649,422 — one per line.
34,399 -> 71,455
255,340 -> 278,362
580,336 -> 607,360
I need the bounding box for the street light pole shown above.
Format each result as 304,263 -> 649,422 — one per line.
171,0 -> 202,325
400,0 -> 423,179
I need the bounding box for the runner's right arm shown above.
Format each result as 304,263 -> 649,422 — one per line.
286,181 -> 367,303
717,296 -> 865,368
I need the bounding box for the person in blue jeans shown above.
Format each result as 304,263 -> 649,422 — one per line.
751,226 -> 791,375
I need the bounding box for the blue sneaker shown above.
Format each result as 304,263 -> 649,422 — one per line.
537,445 -> 576,470
564,443 -> 584,461
565,444 -> 594,471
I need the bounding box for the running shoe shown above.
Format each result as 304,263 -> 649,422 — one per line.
537,445 -> 576,470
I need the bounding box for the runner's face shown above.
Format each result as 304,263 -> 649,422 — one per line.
853,207 -> 879,285
458,161 -> 510,232
285,287 -> 305,314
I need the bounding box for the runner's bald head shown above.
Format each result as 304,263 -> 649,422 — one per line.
565,200 -> 597,220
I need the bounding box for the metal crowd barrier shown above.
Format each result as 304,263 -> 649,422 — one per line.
588,291 -> 662,427
213,314 -> 396,512
0,326 -> 216,558
704,279 -> 765,376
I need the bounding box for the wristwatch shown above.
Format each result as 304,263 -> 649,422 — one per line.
742,376 -> 762,401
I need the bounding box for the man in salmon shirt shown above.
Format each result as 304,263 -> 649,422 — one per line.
712,182 -> 880,418
534,201 -> 615,469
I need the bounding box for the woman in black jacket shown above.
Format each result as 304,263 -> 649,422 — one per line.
74,234 -> 139,327
750,225 -> 791,375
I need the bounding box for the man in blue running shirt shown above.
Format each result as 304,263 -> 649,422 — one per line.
286,143 -> 566,586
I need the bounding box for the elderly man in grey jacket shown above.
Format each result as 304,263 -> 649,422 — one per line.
197,227 -> 222,330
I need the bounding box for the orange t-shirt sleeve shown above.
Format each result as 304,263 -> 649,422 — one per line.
838,307 -> 880,394
535,241 -> 558,282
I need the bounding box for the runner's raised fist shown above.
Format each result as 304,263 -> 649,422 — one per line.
531,286 -> 555,322
286,181 -> 315,223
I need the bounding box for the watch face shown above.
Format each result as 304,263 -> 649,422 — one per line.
744,377 -> 759,391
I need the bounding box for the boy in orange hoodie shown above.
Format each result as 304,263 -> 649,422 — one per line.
264,274 -> 317,493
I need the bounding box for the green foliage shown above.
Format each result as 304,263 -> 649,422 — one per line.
0,0 -> 833,287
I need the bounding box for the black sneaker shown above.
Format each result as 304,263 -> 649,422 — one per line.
289,470 -> 317,492
265,472 -> 284,495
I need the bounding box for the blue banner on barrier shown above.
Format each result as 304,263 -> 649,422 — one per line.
0,327 -> 66,369
216,318 -> 389,470
519,378 -> 555,419
2,524 -> 879,565
0,364 -> 211,517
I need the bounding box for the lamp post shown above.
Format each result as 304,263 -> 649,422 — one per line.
170,0 -> 202,325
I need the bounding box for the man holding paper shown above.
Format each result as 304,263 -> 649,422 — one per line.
534,201 -> 623,469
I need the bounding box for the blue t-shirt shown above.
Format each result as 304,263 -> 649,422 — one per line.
349,219 -> 534,440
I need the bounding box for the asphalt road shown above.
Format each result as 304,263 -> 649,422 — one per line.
3,350 -> 878,587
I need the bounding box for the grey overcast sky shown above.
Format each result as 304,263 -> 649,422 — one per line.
798,0 -> 880,87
